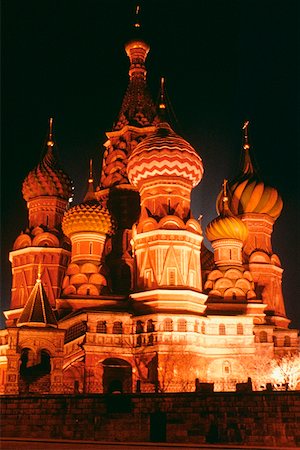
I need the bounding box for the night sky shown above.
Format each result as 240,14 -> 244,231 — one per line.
1,1 -> 299,329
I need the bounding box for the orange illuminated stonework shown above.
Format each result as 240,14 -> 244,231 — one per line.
0,31 -> 298,396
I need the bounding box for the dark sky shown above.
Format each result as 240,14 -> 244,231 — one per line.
1,0 -> 299,329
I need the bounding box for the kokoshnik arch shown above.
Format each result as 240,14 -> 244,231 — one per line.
0,15 -> 298,395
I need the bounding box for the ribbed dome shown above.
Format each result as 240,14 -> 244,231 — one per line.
216,147 -> 283,220
23,146 -> 73,202
127,122 -> 203,188
206,215 -> 248,242
62,201 -> 115,237
207,181 -> 248,242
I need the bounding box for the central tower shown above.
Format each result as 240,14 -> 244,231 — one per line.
127,122 -> 207,314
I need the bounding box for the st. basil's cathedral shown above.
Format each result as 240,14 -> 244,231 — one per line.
0,19 -> 298,395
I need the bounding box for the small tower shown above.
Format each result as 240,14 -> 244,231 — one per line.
205,180 -> 265,320
216,122 -> 287,326
5,269 -> 64,395
61,161 -> 116,301
7,119 -> 73,323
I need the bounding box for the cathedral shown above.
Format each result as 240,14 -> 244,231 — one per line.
0,20 -> 298,396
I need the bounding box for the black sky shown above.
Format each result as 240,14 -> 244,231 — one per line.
1,0 -> 299,329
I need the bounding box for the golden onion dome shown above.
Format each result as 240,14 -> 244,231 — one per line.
62,201 -> 115,237
216,121 -> 283,220
62,162 -> 115,237
206,215 -> 248,242
22,120 -> 73,202
127,122 -> 203,188
206,180 -> 248,242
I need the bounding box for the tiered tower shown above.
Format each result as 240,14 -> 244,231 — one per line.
128,122 -> 207,314
5,119 -> 72,325
217,122 -> 287,327
96,16 -> 159,294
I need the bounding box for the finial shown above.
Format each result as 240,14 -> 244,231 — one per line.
89,158 -> 93,183
47,117 -> 54,147
222,179 -> 228,201
134,5 -> 141,28
83,158 -> 96,202
243,120 -> 250,150
37,263 -> 42,283
159,77 -> 166,111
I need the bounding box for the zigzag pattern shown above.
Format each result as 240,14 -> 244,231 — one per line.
128,132 -> 203,187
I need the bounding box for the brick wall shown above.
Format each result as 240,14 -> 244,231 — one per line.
1,392 -> 299,447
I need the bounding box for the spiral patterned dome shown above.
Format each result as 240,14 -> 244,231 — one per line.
216,148 -> 283,220
62,201 -> 115,237
23,146 -> 73,202
127,122 -> 203,188
206,215 -> 248,242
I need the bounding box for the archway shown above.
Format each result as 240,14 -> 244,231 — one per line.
102,358 -> 132,393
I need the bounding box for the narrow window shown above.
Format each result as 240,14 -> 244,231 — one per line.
219,324 -> 226,335
237,323 -> 243,335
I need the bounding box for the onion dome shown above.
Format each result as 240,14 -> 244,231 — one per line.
127,122 -> 204,188
216,121 -> 283,220
206,180 -> 248,242
62,161 -> 115,237
22,118 -> 73,202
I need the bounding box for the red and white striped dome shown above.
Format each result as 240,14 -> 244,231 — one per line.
127,122 -> 203,188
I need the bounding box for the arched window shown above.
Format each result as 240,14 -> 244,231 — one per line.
177,319 -> 187,332
136,320 -> 144,334
259,331 -> 268,343
284,335 -> 291,347
223,360 -> 231,375
237,323 -> 243,335
97,321 -> 107,333
113,321 -> 123,334
201,322 -> 205,334
147,319 -> 155,332
194,321 -> 199,333
89,242 -> 93,254
219,324 -> 226,335
164,318 -> 173,332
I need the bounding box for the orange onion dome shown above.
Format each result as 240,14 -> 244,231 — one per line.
127,122 -> 204,188
207,182 -> 248,242
206,215 -> 248,242
22,146 -> 73,202
62,201 -> 115,237
216,130 -> 283,220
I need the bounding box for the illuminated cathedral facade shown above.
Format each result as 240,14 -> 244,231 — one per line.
0,26 -> 298,395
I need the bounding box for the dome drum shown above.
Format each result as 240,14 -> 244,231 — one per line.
211,239 -> 244,267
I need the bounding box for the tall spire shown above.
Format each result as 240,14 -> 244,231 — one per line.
113,6 -> 158,130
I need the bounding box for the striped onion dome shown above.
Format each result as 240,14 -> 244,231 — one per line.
206,215 -> 248,242
62,201 -> 115,237
206,187 -> 248,242
127,122 -> 203,188
216,134 -> 283,220
22,144 -> 73,202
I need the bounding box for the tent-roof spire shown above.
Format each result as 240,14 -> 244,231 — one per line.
17,270 -> 58,328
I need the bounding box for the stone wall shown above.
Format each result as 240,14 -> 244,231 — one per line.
1,392 -> 299,447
